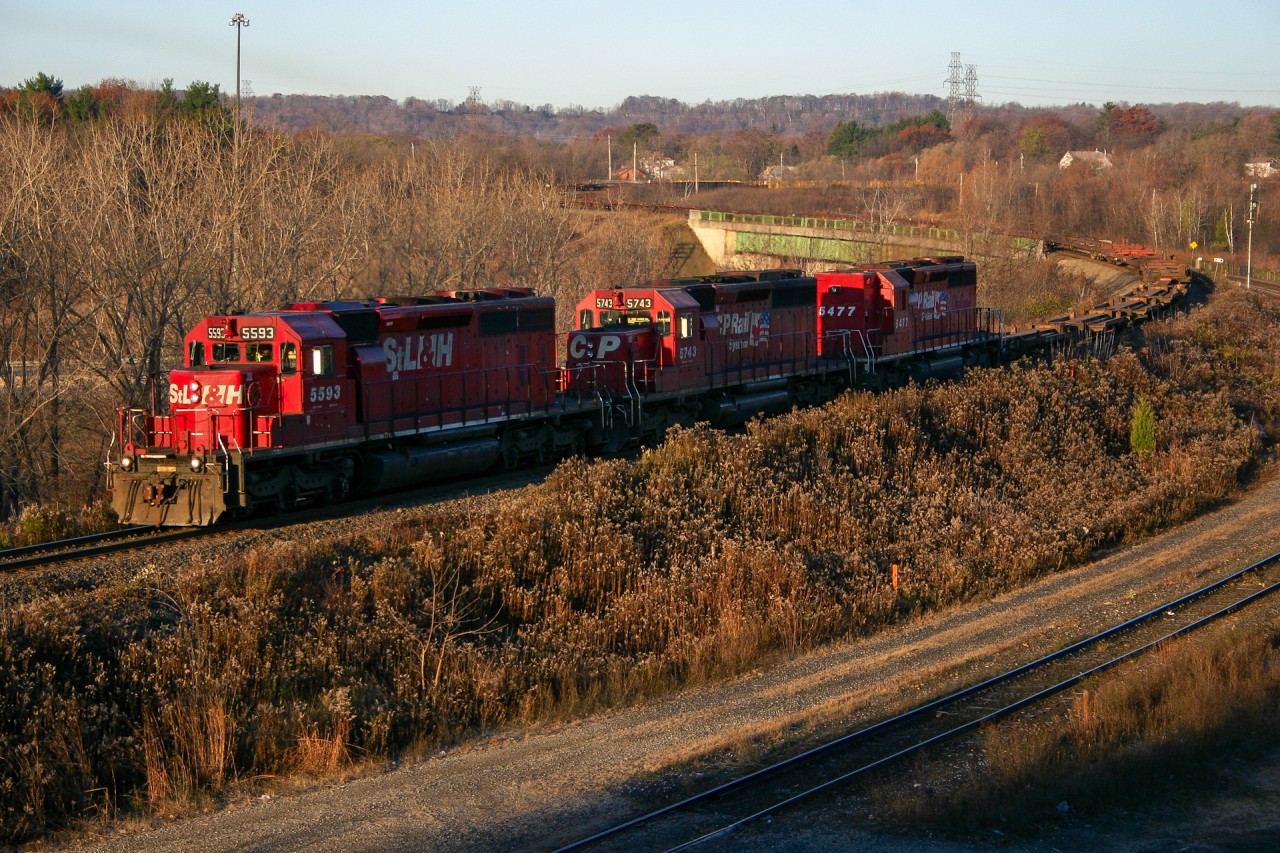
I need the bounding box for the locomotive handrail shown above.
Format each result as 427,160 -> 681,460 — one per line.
704,328 -> 817,388
854,329 -> 876,373
624,360 -> 654,427
630,358 -> 659,393
251,412 -> 279,449
822,329 -> 869,385
624,365 -> 640,427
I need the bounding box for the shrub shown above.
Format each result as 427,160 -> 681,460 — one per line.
1130,396 -> 1156,455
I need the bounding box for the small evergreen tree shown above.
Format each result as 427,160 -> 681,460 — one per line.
1130,396 -> 1156,456
828,119 -> 874,159
14,71 -> 63,122
63,85 -> 100,123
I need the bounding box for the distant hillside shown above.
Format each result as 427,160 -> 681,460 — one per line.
244,91 -> 958,139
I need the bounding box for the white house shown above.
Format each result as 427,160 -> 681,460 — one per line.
1246,160 -> 1278,179
1059,149 -> 1113,170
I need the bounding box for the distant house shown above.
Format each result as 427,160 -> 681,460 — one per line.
615,157 -> 682,182
614,165 -> 649,182
1059,149 -> 1113,170
641,156 -> 679,180
1246,159 -> 1278,179
760,164 -> 800,182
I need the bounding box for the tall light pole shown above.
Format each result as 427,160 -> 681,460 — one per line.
229,13 -> 249,142
228,12 -> 249,305
1247,181 -> 1259,291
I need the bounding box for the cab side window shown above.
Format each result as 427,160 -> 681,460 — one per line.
310,344 -> 334,376
656,311 -> 672,337
188,341 -> 206,367
678,314 -> 695,339
281,342 -> 298,373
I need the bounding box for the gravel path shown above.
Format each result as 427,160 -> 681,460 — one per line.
66,465 -> 1280,853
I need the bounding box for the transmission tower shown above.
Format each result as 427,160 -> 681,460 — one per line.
466,86 -> 482,113
946,52 -> 963,126
963,64 -> 979,125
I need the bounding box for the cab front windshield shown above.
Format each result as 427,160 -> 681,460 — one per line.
204,341 -> 297,372
598,309 -> 652,328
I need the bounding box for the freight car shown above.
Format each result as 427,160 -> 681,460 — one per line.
108,254 -> 1184,526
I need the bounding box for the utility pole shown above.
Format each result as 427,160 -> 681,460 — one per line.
607,134 -> 612,182
632,141 -> 637,183
1247,181 -> 1259,290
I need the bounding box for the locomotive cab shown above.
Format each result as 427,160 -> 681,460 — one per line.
110,312 -> 352,526
566,288 -> 703,397
111,316 -> 291,526
172,316 -> 289,453
815,270 -> 879,357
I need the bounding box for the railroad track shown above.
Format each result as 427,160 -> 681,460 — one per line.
0,525 -> 224,573
1225,274 -> 1280,299
553,549 -> 1280,852
0,463 -> 559,577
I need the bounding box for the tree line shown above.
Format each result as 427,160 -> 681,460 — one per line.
2,72 -> 1278,520
0,75 -> 675,521
238,82 -> 1279,263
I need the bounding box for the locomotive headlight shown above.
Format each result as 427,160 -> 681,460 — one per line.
187,380 -> 202,401
189,456 -> 205,473
120,455 -> 135,471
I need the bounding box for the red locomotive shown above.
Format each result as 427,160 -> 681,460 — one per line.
814,256 -> 982,371
566,257 -> 993,442
110,257 -> 1000,526
112,289 -> 583,525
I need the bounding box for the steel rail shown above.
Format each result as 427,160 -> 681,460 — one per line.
1,463 -> 563,576
0,525 -> 151,561
665,568 -> 1280,852
0,527 -> 212,573
554,549 -> 1280,853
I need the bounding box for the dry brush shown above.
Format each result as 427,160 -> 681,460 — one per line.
2,288 -> 1277,841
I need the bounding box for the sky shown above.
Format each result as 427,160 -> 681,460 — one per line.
4,0 -> 1279,112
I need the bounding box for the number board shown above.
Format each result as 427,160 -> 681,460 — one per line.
239,326 -> 275,341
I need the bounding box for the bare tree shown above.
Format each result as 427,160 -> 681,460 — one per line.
228,130 -> 380,307
861,183 -> 919,230
0,119 -> 99,511
500,172 -> 578,295
77,122 -> 224,405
